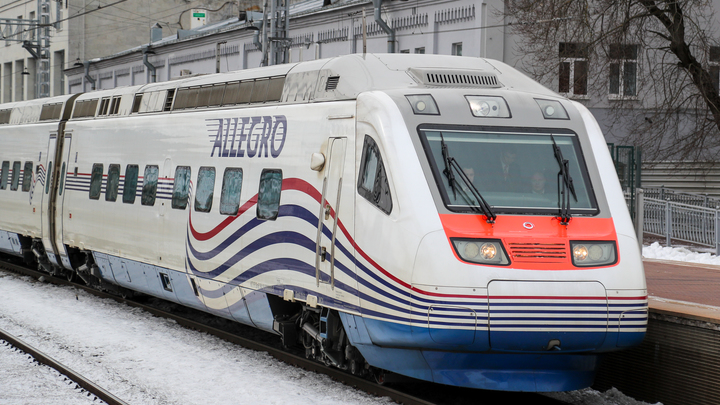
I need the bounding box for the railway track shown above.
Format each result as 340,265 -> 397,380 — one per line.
0,256 -> 570,405
0,326 -> 128,405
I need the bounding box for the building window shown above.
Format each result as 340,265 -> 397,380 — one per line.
609,44 -> 638,97
452,42 -> 463,56
415,47 -> 425,54
710,46 -> 720,91
559,42 -> 588,97
400,49 -> 410,54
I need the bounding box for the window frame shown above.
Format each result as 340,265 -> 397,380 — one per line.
220,167 -> 243,216
194,166 -> 216,213
0,161 -> 8,190
357,135 -> 393,215
10,161 -> 20,191
172,166 -> 191,210
21,161 -> 33,192
106,164 -> 120,202
122,164 -> 139,204
257,169 -> 283,220
89,163 -> 104,200
141,165 -> 159,206
608,44 -> 639,99
558,42 -> 589,99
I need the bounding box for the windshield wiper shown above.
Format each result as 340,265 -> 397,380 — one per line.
551,135 -> 577,225
440,133 -> 496,223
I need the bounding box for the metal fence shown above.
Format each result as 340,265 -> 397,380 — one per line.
644,187 -> 720,209
641,194 -> 720,252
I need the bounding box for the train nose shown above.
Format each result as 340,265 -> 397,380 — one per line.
488,280 -> 609,352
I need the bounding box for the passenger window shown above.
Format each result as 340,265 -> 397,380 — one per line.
220,168 -> 243,215
22,162 -> 33,192
141,165 -> 159,206
194,166 -> 216,212
89,163 -> 103,200
45,161 -> 53,194
10,161 -> 20,191
172,166 -> 191,209
357,135 -> 392,214
123,164 -> 139,204
0,161 -> 8,190
257,169 -> 282,220
106,164 -> 120,201
58,162 -> 66,195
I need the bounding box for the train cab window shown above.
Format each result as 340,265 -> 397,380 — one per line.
257,169 -> 282,220
10,161 -> 21,191
220,168 -> 243,215
45,162 -> 53,194
89,164 -> 103,200
194,167 -> 216,213
357,136 -> 393,214
0,161 -> 8,190
141,165 -> 159,206
21,162 -> 33,192
172,166 -> 191,209
106,164 -> 120,202
418,128 -> 597,214
123,164 -> 139,204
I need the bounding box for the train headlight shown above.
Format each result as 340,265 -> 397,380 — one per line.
451,238 -> 510,266
465,96 -> 511,118
535,99 -> 569,120
570,241 -> 617,267
406,94 -> 440,115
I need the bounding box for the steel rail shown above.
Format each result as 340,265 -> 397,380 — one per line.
0,326 -> 129,405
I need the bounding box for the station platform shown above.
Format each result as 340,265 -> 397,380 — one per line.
593,259 -> 720,405
644,258 -> 720,322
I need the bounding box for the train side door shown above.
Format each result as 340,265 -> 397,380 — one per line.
54,133 -> 73,269
39,133 -> 60,266
315,137 -> 347,288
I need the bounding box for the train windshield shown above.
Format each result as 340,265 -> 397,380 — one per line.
419,128 -> 597,214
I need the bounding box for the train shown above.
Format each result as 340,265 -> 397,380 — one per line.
0,54 -> 647,392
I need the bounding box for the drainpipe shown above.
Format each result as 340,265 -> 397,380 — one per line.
143,46 -> 157,83
83,61 -> 96,91
372,0 -> 395,53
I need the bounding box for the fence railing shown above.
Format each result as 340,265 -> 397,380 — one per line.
644,187 -> 720,209
641,194 -> 720,252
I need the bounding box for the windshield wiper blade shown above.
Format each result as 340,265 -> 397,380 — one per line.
439,133 -> 496,223
551,135 -> 577,225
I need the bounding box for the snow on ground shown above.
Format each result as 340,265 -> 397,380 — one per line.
0,269 -> 662,405
0,272 -> 392,405
643,241 -> 720,265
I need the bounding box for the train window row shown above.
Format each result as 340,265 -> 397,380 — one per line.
87,163 -> 282,220
0,161 -> 34,192
171,76 -> 285,111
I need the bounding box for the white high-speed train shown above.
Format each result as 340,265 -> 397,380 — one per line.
0,54 -> 647,392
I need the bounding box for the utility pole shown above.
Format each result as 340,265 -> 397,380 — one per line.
0,0 -> 53,98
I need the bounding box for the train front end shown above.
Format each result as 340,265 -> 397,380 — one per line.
349,56 -> 647,392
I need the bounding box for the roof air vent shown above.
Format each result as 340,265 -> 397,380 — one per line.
326,76 -> 340,91
409,68 -> 502,88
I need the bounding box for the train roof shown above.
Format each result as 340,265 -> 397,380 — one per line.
1,54 -> 561,125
